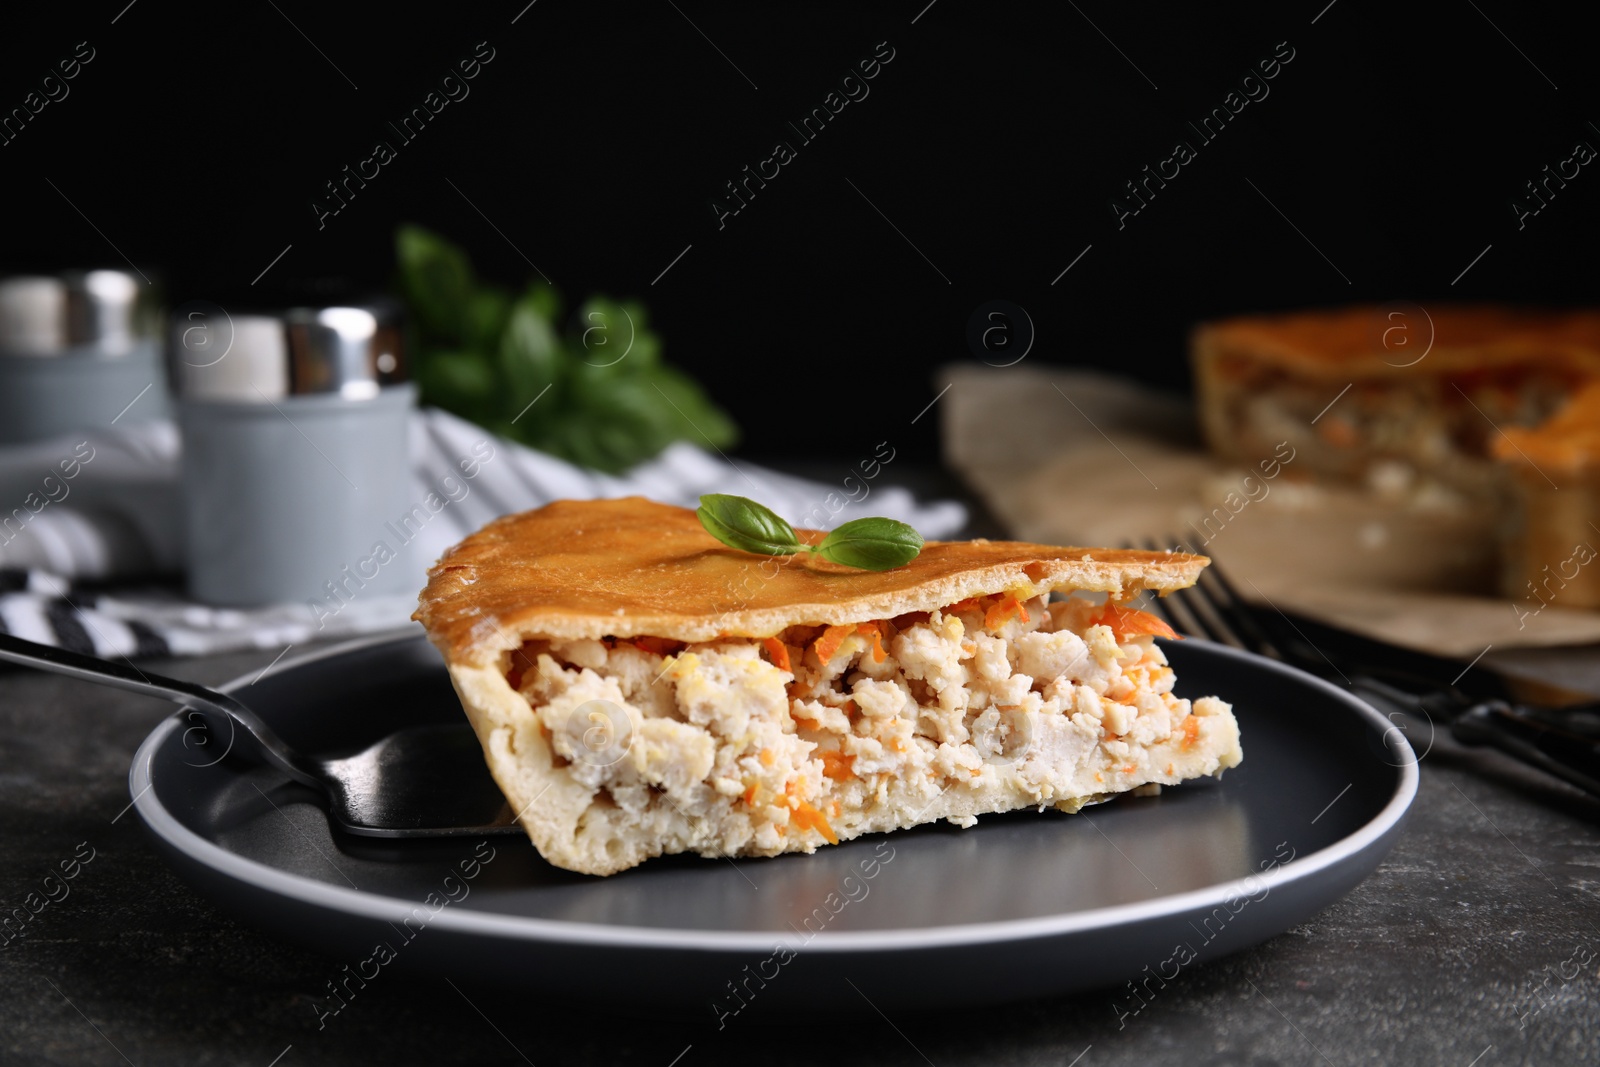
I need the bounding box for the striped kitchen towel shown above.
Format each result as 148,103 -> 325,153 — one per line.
0,409 -> 966,659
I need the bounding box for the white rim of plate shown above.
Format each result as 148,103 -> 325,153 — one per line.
129,633 -> 1419,954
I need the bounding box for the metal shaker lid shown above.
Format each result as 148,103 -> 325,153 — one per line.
0,269 -> 154,356
169,299 -> 407,402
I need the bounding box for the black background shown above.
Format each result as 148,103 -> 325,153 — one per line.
2,0 -> 1595,462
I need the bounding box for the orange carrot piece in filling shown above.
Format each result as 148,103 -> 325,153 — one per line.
1181,715 -> 1201,749
819,749 -> 857,781
812,622 -> 887,665
763,637 -> 792,673
813,624 -> 856,665
791,800 -> 839,844
857,622 -> 887,663
1091,602 -> 1180,642
984,595 -> 1030,630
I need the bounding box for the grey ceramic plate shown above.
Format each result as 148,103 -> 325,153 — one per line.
131,632 -> 1416,1010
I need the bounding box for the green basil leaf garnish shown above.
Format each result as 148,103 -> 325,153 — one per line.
815,517 -> 925,571
696,494 -> 802,557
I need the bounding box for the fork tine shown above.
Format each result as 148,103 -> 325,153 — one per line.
1184,573 -> 1255,652
1138,581 -> 1195,638
1171,537 -> 1285,661
1121,541 -> 1196,636
1137,539 -> 1243,648
1152,591 -> 1218,643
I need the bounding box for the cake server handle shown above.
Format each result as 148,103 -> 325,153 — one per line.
0,632 -> 323,790
1451,700 -> 1600,799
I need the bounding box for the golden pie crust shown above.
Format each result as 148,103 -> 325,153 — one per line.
414,496 -> 1207,666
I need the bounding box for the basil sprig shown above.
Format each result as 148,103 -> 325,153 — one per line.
696,495 -> 923,571
394,225 -> 738,474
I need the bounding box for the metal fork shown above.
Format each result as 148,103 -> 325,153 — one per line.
1135,538 -> 1600,799
1135,538 -> 1286,663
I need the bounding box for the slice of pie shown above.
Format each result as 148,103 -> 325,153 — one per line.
414,497 -> 1242,876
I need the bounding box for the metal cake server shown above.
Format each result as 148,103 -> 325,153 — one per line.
0,633 -> 520,837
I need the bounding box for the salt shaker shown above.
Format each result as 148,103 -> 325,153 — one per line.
0,269 -> 168,444
169,300 -> 416,606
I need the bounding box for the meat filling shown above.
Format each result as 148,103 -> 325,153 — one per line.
503,592 -> 1236,858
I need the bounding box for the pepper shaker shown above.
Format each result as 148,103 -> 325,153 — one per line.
0,269 -> 168,443
169,300 -> 416,606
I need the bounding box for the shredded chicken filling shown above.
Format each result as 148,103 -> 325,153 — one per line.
503,593 -> 1229,853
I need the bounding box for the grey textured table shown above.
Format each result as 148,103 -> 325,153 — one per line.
4,638 -> 1600,1066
